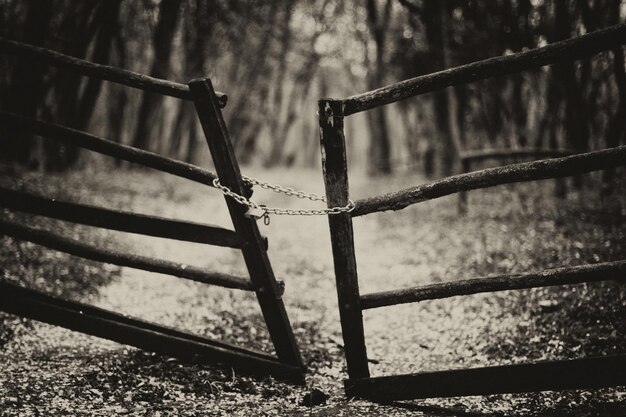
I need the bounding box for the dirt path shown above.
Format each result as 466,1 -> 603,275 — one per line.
1,167 -> 625,416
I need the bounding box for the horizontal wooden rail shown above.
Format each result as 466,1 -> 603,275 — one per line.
0,38 -> 227,106
460,148 -> 575,163
0,281 -> 303,382
0,187 -> 242,249
0,111 -> 218,186
352,145 -> 626,217
360,260 -> 626,309
0,219 -> 254,291
342,23 -> 626,115
345,355 -> 626,400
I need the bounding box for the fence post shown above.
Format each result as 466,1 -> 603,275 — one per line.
188,78 -> 303,372
318,99 -> 370,380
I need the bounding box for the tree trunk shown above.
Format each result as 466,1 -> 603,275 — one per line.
109,31 -> 128,167
601,46 -> 626,198
264,2 -> 296,167
365,0 -> 393,175
41,2 -> 102,170
553,1 -> 588,188
76,0 -> 122,131
230,4 -> 279,161
431,0 -> 462,176
0,2 -> 53,167
601,0 -> 625,198
433,90 -> 456,175
65,0 -> 122,166
132,0 -> 181,151
184,116 -> 201,165
512,74 -> 528,147
174,0 -> 217,163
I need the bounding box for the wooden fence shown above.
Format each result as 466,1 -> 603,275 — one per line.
0,39 -> 304,382
318,23 -> 626,401
457,148 -> 576,213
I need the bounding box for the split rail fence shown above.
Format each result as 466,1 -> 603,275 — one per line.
318,23 -> 626,401
0,39 -> 304,382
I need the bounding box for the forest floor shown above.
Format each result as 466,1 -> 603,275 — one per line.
1,165 -> 625,416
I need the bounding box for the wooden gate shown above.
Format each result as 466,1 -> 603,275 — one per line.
318,24 -> 626,400
0,39 -> 304,382
457,148 -> 575,213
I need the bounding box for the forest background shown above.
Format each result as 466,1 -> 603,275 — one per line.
0,0 -> 624,185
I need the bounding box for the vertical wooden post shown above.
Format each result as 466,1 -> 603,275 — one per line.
188,78 -> 303,372
318,99 -> 370,380
458,158 -> 470,214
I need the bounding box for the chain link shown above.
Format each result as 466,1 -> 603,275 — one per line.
212,177 -> 354,217
242,175 -> 327,202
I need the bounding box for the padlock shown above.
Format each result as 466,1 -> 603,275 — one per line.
244,206 -> 265,220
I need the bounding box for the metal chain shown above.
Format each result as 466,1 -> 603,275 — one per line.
212,178 -> 257,207
242,175 -> 327,202
212,177 -> 354,218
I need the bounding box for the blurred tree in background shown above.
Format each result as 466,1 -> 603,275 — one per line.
0,0 -> 624,182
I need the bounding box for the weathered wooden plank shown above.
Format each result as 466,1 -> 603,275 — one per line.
0,111 -> 218,185
318,99 -> 370,380
360,260 -> 626,309
0,187 -> 242,249
343,23 -> 626,115
0,281 -> 303,382
460,148 -> 575,163
0,218 -> 253,291
352,145 -> 626,217
345,355 -> 626,400
0,37 -> 227,105
188,78 -> 304,370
